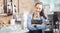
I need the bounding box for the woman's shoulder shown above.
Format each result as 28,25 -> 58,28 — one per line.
28,14 -> 33,17
27,14 -> 33,19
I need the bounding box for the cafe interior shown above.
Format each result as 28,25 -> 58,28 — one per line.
0,0 -> 60,33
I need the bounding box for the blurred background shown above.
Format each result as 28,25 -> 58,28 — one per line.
0,0 -> 60,33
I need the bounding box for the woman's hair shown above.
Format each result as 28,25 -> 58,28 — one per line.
35,2 -> 43,7
35,2 -> 47,19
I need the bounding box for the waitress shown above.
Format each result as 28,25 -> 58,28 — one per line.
27,2 -> 47,33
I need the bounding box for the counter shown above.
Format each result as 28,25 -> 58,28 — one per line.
0,15 -> 13,27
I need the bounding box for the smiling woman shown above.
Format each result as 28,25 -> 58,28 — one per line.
27,2 -> 47,33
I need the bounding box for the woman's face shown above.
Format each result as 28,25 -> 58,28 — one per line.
34,4 -> 43,13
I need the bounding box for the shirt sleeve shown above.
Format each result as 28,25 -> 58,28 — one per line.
36,24 -> 46,30
27,15 -> 37,31
36,16 -> 46,30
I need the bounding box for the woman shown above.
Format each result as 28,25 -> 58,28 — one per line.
27,2 -> 46,33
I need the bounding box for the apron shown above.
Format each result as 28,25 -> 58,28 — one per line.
31,14 -> 42,25
29,14 -> 42,33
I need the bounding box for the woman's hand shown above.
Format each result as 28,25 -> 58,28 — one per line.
32,24 -> 36,27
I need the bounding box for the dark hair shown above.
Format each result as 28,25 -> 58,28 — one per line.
35,2 -> 43,7
35,2 -> 47,19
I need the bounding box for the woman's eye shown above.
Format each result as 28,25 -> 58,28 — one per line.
39,8 -> 41,9
36,7 -> 41,9
36,7 -> 38,9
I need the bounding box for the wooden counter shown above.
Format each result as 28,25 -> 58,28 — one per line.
0,16 -> 13,27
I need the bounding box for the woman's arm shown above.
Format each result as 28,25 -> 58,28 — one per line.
36,16 -> 46,29
36,24 -> 46,29
27,15 -> 37,31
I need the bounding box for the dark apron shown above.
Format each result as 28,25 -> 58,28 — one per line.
29,30 -> 42,33
28,14 -> 42,33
